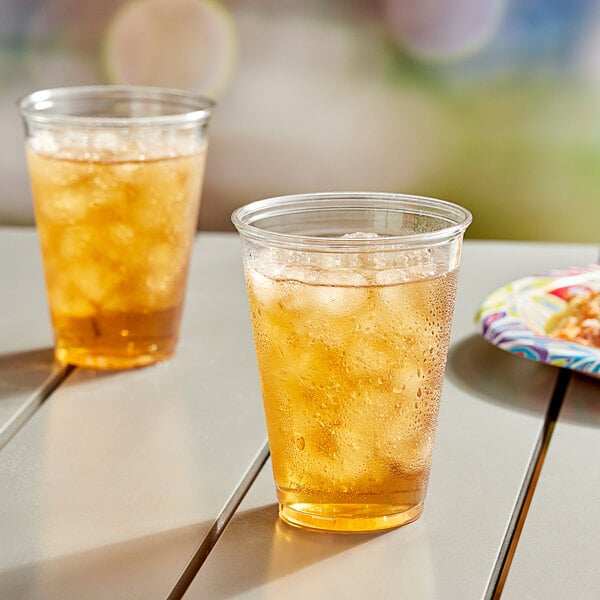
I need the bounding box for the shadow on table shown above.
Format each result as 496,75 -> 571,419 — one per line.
0,521 -> 208,600
0,348 -> 69,448
447,334 -> 600,427
0,347 -> 172,395
191,503 -> 397,599
0,348 -> 56,400
0,507 -> 391,600
558,373 -> 600,427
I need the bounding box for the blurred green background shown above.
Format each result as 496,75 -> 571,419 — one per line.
1,0 -> 599,241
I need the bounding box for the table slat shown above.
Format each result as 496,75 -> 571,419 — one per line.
184,241 -> 599,600
502,372 -> 600,600
0,232 -> 268,600
0,227 -> 66,449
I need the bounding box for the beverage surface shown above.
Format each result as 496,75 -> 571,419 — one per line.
27,146 -> 206,368
245,247 -> 458,530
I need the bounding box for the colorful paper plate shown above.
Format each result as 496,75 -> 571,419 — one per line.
476,265 -> 600,378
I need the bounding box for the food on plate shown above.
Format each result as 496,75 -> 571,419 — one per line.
547,289 -> 600,348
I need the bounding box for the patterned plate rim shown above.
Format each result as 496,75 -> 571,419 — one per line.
475,265 -> 600,378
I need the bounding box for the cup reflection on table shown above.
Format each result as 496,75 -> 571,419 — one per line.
18,85 -> 214,369
233,193 -> 472,532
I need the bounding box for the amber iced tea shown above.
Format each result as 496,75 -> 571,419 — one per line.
247,251 -> 457,531
233,193 -> 471,532
19,86 -> 213,369
27,149 -> 205,369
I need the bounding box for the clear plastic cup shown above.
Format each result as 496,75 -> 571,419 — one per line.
19,85 -> 214,369
233,192 -> 472,532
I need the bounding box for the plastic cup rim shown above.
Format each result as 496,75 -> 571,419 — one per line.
231,192 -> 473,250
17,84 -> 215,128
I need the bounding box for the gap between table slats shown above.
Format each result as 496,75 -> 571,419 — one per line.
0,365 -> 74,451
165,440 -> 270,600
485,367 -> 572,599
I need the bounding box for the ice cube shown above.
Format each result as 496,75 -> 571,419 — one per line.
40,187 -> 90,223
248,268 -> 280,307
375,268 -> 408,286
305,420 -> 373,488
143,244 -> 183,304
48,283 -> 95,318
389,433 -> 433,473
29,131 -> 58,155
315,269 -> 367,287
340,232 -> 380,239
378,278 -> 413,313
280,265 -> 319,284
114,162 -> 143,182
379,412 -> 429,473
108,222 -> 135,246
147,243 -> 177,273
344,334 -> 391,378
58,225 -> 93,262
57,262 -> 120,310
304,270 -> 366,314
92,131 -> 122,153
316,287 -> 369,317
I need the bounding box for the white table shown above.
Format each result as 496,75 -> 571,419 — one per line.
0,228 -> 598,599
502,372 -> 600,600
0,228 -> 67,450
